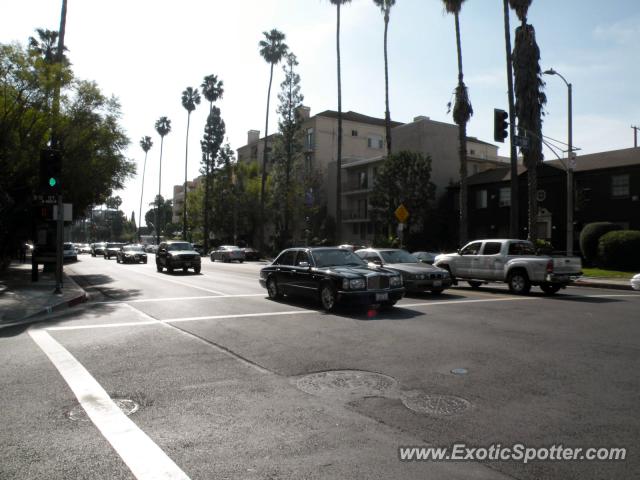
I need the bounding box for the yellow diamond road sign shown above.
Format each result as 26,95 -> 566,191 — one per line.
395,204 -> 409,223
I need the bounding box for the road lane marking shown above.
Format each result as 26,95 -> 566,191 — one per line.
28,327 -> 191,480
401,297 -> 533,308
127,269 -> 231,295
164,309 -> 317,324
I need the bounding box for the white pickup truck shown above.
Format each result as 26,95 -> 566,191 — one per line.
434,239 -> 582,295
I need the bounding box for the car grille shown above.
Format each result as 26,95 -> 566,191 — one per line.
367,275 -> 389,290
178,254 -> 196,260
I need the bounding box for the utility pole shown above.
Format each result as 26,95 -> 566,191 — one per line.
632,125 -> 639,148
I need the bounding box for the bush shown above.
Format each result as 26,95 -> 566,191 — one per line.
579,222 -> 622,264
597,230 -> 640,270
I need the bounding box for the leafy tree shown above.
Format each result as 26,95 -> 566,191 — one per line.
180,86 -> 201,240
258,28 -> 288,250
211,143 -> 237,241
509,0 -> 546,241
443,0 -> 473,246
329,0 -> 352,243
144,195 -> 173,240
373,0 -> 395,157
138,136 -> 153,239
369,151 -> 436,239
154,116 -> 171,244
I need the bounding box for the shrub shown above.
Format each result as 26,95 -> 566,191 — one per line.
579,222 -> 622,264
597,230 -> 640,271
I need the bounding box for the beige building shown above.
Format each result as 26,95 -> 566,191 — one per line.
172,177 -> 203,224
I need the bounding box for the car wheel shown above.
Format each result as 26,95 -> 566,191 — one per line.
239,260 -> 244,263
468,280 -> 482,289
267,276 -> 282,300
431,288 -> 444,295
540,283 -> 561,295
194,265 -> 201,274
210,255 -> 215,262
143,259 -> 147,264
116,257 -> 120,263
319,283 -> 337,312
508,270 -> 531,295
156,263 -> 162,272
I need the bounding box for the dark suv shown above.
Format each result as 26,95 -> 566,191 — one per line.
156,241 -> 201,274
104,242 -> 125,259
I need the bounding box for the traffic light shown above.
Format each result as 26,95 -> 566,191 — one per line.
40,148 -> 62,194
493,109 -> 509,143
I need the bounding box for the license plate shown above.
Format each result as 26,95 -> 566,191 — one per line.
375,293 -> 388,301
433,280 -> 442,287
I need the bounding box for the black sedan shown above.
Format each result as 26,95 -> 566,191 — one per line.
116,244 -> 148,264
356,248 -> 451,294
259,247 -> 404,312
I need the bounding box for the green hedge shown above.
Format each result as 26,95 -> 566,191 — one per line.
579,222 -> 622,264
597,230 -> 640,270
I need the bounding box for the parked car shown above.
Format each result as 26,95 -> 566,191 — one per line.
104,242 -> 126,259
91,242 -> 107,256
116,244 -> 148,264
242,247 -> 261,261
259,247 -> 404,312
210,245 -> 245,263
62,242 -> 78,262
631,274 -> 640,291
434,239 -> 583,295
156,241 -> 201,273
411,251 -> 440,265
145,244 -> 158,253
356,248 -> 451,294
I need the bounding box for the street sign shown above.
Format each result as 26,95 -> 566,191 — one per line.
53,203 -> 73,222
395,204 -> 409,223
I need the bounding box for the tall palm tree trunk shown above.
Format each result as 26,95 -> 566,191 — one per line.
260,64 -> 275,251
454,12 -> 469,246
138,150 -> 148,242
383,11 -> 392,157
156,137 -> 164,245
335,2 -> 343,243
182,113 -> 191,240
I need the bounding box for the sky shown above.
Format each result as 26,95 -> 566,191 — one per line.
2,0 -> 639,223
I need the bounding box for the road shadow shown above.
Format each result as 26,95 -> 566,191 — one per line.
451,285 -> 624,303
404,290 -> 468,301
69,273 -> 143,302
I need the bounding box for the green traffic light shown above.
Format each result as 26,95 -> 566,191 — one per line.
49,177 -> 57,187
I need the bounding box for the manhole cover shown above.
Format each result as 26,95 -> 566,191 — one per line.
401,391 -> 470,416
296,370 -> 398,400
67,398 -> 139,422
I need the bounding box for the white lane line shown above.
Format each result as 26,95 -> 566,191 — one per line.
401,297 -> 531,308
47,321 -> 158,331
164,309 -> 316,324
131,269 -> 230,295
95,293 -> 264,305
28,327 -> 191,480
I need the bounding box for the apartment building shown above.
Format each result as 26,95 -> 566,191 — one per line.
172,176 -> 203,224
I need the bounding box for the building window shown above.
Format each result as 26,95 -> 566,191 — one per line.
476,189 -> 487,209
351,129 -> 358,137
499,187 -> 511,207
305,128 -> 314,151
611,174 -> 629,198
358,171 -> 368,189
367,134 -> 383,149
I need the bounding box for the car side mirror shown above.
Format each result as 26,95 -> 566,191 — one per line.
457,249 -> 462,255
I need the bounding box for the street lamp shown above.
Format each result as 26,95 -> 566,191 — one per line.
544,68 -> 574,255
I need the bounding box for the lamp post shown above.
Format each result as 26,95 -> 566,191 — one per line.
544,68 -> 574,255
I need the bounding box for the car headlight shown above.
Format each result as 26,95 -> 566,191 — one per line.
349,278 -> 366,290
390,275 -> 402,287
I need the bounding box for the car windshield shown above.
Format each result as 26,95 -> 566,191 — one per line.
380,250 -> 418,264
63,243 -> 73,250
106,243 -> 122,248
123,245 -> 144,252
167,242 -> 192,251
312,249 -> 366,268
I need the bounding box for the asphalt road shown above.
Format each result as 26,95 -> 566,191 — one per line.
1,254 -> 638,480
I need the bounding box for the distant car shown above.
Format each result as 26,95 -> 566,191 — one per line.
242,247 -> 261,261
259,247 -> 404,312
117,244 -> 148,264
356,248 -> 451,294
412,251 -> 440,265
210,245 -> 245,263
145,244 -> 158,253
631,274 -> 640,291
104,242 -> 125,259
91,242 -> 106,256
76,243 -> 91,254
156,241 -> 201,274
62,242 -> 78,262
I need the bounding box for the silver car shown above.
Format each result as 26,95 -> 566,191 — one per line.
210,245 -> 245,263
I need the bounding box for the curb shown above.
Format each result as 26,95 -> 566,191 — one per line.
570,280 -> 633,291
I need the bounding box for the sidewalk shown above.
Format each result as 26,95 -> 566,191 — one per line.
0,260 -> 88,328
571,276 -> 634,291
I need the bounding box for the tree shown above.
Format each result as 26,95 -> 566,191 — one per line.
180,86 -> 201,240
369,151 -> 436,243
330,0 -> 352,244
200,74 -> 224,252
509,0 -> 546,241
138,136 -> 153,240
154,116 -> 171,244
258,28 -> 288,251
144,195 -> 173,240
443,0 -> 473,247
373,0 -> 395,157
200,106 -> 226,244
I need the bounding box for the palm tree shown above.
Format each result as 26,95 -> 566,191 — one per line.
138,136 -> 153,242
154,116 -> 171,245
508,0 -> 546,241
442,0 -> 473,247
201,75 -> 224,253
180,87 -> 201,240
258,29 -> 288,250
330,0 -> 352,244
373,0 -> 395,157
